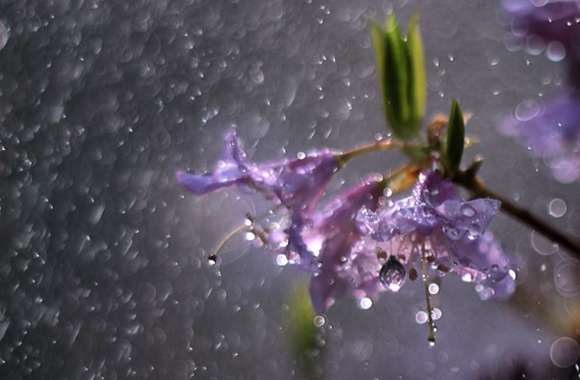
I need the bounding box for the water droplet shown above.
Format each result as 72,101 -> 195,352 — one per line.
275,254 -> 288,266
244,232 -> 256,241
313,315 -> 326,327
460,204 -> 477,218
461,273 -> 473,283
296,152 -> 306,160
531,230 -> 559,256
415,311 -> 428,324
514,99 -> 540,122
550,337 -> 580,368
428,283 -> 439,295
548,198 -> 567,218
379,256 -> 406,292
547,41 -> 566,62
208,255 -> 217,266
358,297 -> 373,310
431,308 -> 442,320
443,226 -> 463,241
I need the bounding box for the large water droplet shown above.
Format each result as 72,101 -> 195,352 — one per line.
550,337 -> 580,368
514,99 -> 540,122
546,41 -> 566,62
379,256 -> 406,292
548,198 -> 567,218
415,311 -> 428,324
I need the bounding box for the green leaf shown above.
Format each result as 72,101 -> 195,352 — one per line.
287,283 -> 321,379
371,13 -> 426,140
445,100 -> 465,176
385,14 -> 412,138
407,12 -> 427,122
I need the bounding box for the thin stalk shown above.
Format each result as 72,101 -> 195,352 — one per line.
455,174 -> 580,259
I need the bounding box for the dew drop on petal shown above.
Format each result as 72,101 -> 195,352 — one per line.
379,256 -> 406,292
460,204 -> 477,217
550,337 -> 580,368
548,198 -> 567,218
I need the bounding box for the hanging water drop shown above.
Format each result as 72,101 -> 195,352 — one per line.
379,256 -> 406,292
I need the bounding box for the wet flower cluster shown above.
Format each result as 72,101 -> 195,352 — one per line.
501,0 -> 580,183
177,130 -> 516,318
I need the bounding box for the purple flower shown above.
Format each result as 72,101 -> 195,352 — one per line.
298,176 -> 386,313
503,0 -> 580,59
357,171 -> 516,300
500,93 -> 580,183
176,129 -> 342,213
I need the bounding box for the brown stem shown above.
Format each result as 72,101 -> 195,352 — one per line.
338,138 -> 401,163
455,174 -> 580,259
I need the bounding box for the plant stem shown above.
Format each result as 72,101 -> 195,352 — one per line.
455,174 -> 580,259
338,138 -> 401,163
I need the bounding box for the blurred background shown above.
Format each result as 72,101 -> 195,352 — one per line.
1,0 -> 580,379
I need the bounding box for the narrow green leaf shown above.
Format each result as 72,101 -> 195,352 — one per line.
287,283 -> 321,379
385,14 -> 412,138
370,22 -> 393,128
407,12 -> 427,122
445,100 -> 465,176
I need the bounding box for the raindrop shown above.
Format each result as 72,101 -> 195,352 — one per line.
208,255 -> 217,266
415,311 -> 428,324
554,261 -> 580,298
550,337 -> 580,368
431,308 -> 442,321
275,254 -> 288,266
546,41 -> 566,62
514,99 -> 540,122
358,297 -> 373,310
548,198 -> 567,218
379,256 -> 406,292
313,315 -> 325,327
428,283 -> 439,295
531,230 -> 559,256
0,21 -> 9,51
460,204 -> 477,218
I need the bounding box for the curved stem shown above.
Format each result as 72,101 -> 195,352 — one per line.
455,174 -> 580,259
338,138 -> 401,163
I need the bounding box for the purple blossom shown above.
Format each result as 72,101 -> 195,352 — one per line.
503,0 -> 580,59
500,93 -> 580,183
176,129 -> 342,213
300,176 -> 386,313
357,171 -> 516,300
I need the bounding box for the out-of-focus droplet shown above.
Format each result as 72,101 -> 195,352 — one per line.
313,315 -> 325,327
0,21 -> 9,51
415,311 -> 428,324
554,261 -> 580,298
514,99 -> 540,122
550,337 -> 580,368
531,230 -> 559,256
546,41 -> 566,62
358,297 -> 373,310
548,198 -> 567,218
428,283 -> 439,295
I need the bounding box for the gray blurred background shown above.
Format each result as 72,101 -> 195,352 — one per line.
1,0 -> 580,379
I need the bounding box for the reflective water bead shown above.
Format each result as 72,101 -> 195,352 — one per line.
379,256 -> 406,292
